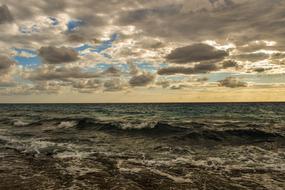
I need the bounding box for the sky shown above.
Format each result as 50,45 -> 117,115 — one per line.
0,0 -> 285,103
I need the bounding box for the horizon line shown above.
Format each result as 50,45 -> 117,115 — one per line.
0,101 -> 285,104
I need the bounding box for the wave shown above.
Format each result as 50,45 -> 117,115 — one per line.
181,129 -> 284,144
74,119 -> 284,143
7,117 -> 284,144
74,118 -> 188,135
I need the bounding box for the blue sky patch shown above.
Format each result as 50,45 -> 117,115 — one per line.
74,44 -> 94,54
67,19 -> 84,32
203,72 -> 237,82
74,33 -> 119,55
12,48 -> 42,68
115,64 -> 128,72
82,63 -> 109,73
132,60 -> 157,73
13,56 -> 42,68
91,33 -> 119,53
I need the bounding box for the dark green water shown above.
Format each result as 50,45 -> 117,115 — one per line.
0,103 -> 284,189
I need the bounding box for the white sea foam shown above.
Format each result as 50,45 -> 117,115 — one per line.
55,151 -> 91,159
13,120 -> 29,127
150,168 -> 192,183
117,159 -> 192,183
119,121 -> 157,130
58,121 -> 77,128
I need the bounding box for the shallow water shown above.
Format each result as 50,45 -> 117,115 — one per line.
0,103 -> 284,189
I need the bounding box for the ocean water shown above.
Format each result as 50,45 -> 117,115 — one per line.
0,103 -> 284,190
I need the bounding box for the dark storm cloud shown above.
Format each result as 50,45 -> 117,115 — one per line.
0,5 -> 13,24
158,62 -> 219,75
129,73 -> 155,86
39,46 -> 79,64
219,77 -> 247,88
0,55 -> 15,73
166,44 -> 228,64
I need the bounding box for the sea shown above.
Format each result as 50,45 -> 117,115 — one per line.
0,103 -> 284,190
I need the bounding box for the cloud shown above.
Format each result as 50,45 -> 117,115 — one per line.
237,41 -> 274,53
221,60 -> 238,68
30,81 -> 62,94
66,33 -> 100,44
194,62 -> 219,72
158,67 -> 193,75
170,84 -> 189,90
219,77 -> 247,88
157,62 -> 219,75
127,61 -> 139,75
0,5 -> 13,24
156,80 -> 170,88
0,55 -> 15,74
195,77 -> 208,82
66,34 -> 87,43
118,4 -> 182,25
271,53 -> 285,60
253,67 -> 272,73
0,81 -> 64,96
1,0 -> 285,98
2,0 -> 285,47
232,53 -> 269,62
71,79 -> 102,93
104,80 -> 125,92
116,0 -> 285,45
27,66 -> 99,81
102,66 -> 121,76
39,46 -> 79,64
129,73 -> 155,86
166,43 -> 228,64
136,38 -> 165,49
